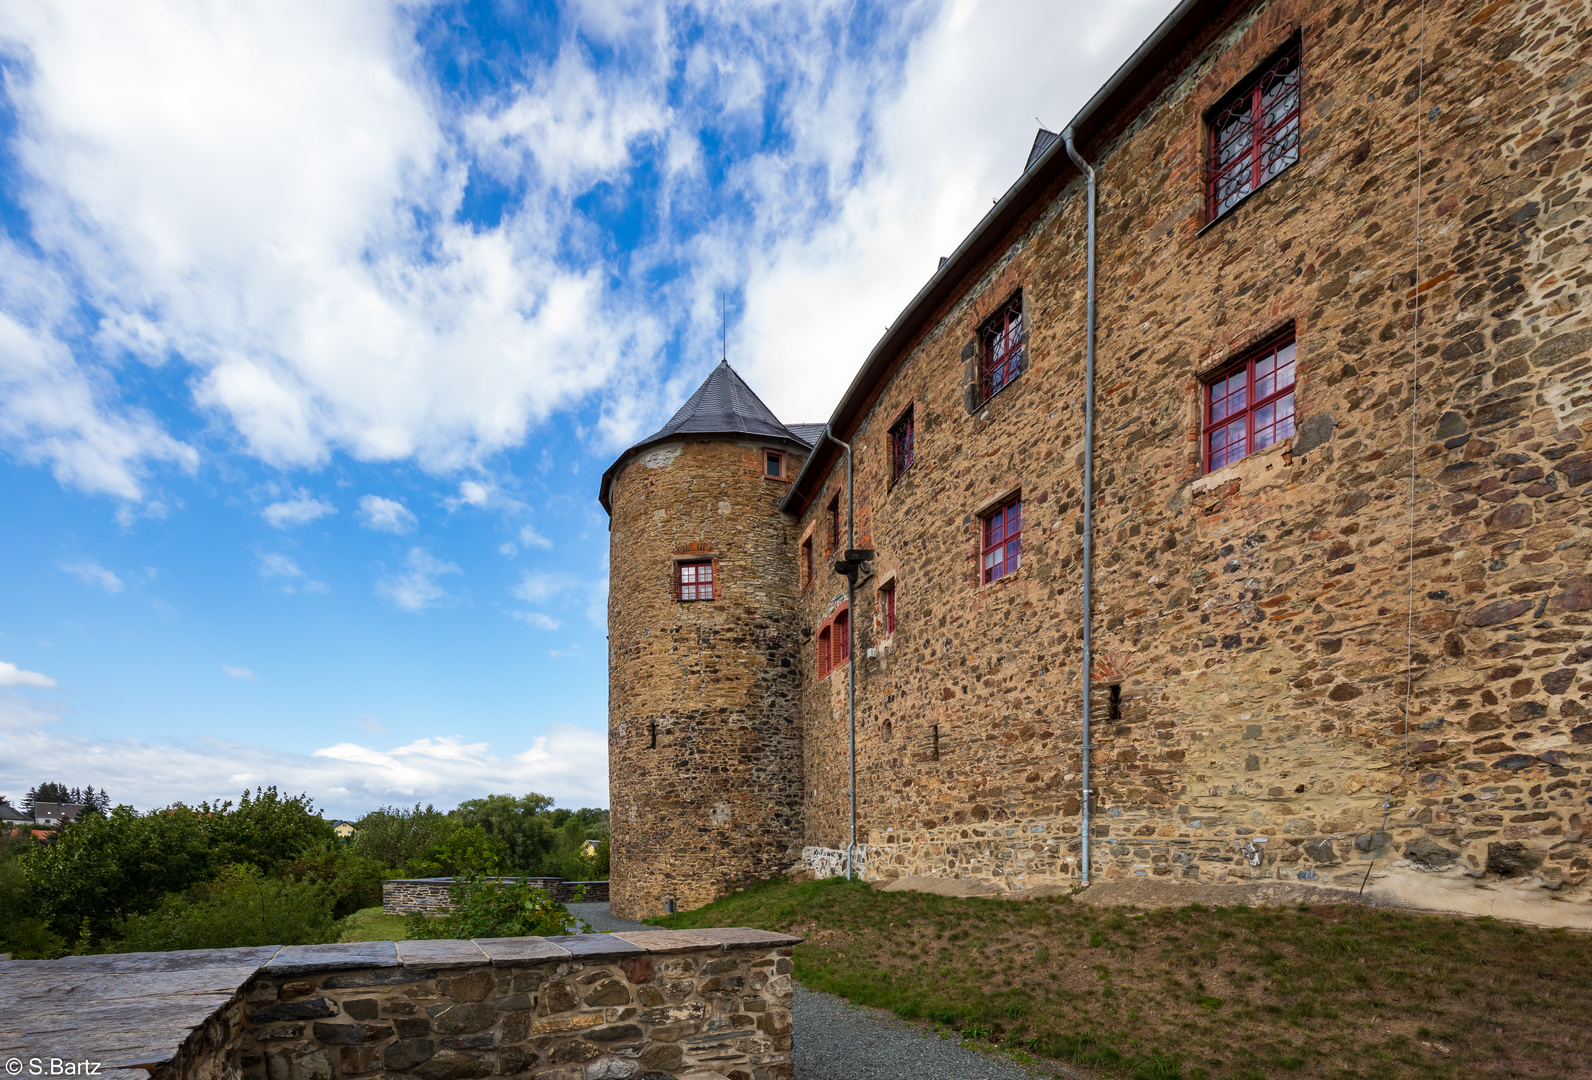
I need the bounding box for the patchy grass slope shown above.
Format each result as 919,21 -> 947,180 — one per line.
651,877 -> 1592,1080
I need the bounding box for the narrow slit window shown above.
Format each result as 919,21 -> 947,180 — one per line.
979,293 -> 1025,404
890,407 -> 915,484
881,582 -> 896,636
1208,44 -> 1301,221
1204,336 -> 1296,473
678,560 -> 714,602
802,537 -> 814,588
931,724 -> 940,761
981,495 -> 1022,583
649,721 -> 657,749
827,495 -> 841,555
1108,684 -> 1122,721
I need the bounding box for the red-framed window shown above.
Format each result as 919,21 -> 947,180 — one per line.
833,607 -> 850,664
678,560 -> 714,602
881,582 -> 896,635
979,293 -> 1024,404
827,495 -> 841,555
801,537 -> 814,589
817,624 -> 832,676
981,496 -> 1021,584
890,407 -> 915,485
1208,43 -> 1301,222
1204,337 -> 1297,472
764,449 -> 784,478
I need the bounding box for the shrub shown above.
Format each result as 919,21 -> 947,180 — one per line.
113,865 -> 337,952
282,844 -> 386,919
406,873 -> 589,940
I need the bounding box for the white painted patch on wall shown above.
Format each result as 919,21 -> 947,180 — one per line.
641,445 -> 683,468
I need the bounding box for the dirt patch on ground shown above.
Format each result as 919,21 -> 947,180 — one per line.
1067,877 -> 1368,910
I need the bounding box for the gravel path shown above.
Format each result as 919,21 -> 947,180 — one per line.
564,903 -> 1059,1080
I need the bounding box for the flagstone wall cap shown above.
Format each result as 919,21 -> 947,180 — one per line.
539,933 -> 649,960
394,939 -> 490,967
470,936 -> 575,966
262,941 -> 399,975
608,929 -> 724,953
690,927 -> 804,949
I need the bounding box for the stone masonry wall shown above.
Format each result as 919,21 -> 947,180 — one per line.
607,439 -> 809,919
239,930 -> 797,1080
382,881 -> 608,916
792,0 -> 1592,925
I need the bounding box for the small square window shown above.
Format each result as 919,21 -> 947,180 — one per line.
981,496 -> 1021,584
764,450 -> 784,478
1204,337 -> 1296,473
1208,43 -> 1301,222
678,560 -> 714,602
979,294 -> 1024,405
881,582 -> 896,636
890,407 -> 915,484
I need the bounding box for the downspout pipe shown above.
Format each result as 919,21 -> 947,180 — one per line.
1062,127 -> 1097,887
821,427 -> 857,881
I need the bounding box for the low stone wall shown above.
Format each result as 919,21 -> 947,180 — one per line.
384,879 -> 609,915
1,929 -> 799,1080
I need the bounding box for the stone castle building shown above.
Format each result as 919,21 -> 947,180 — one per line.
602,0 -> 1592,925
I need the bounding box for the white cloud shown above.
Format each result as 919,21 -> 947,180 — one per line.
458,481 -> 492,507
58,558 -> 123,592
0,696 -> 607,816
517,524 -> 553,549
499,542 -> 518,557
262,492 -> 336,528
358,494 -> 417,534
510,570 -> 576,605
376,546 -> 461,611
221,664 -> 256,680
0,660 -> 57,688
512,611 -> 562,631
257,551 -> 328,594
352,714 -> 390,736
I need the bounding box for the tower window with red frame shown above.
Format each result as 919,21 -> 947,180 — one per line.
678,560 -> 714,602
1208,43 -> 1301,221
1204,337 -> 1296,473
978,294 -> 1024,404
981,496 -> 1021,583
890,406 -> 915,484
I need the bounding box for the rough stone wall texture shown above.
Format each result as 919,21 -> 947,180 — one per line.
789,0 -> 1592,925
382,881 -> 607,916
239,935 -> 796,1080
607,440 -> 809,919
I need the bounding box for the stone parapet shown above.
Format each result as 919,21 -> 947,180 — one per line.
0,928 -> 799,1080
383,879 -> 610,915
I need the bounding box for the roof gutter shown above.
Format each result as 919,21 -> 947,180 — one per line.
781,0 -> 1215,516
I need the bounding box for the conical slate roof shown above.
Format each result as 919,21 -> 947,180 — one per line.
599,361 -> 820,513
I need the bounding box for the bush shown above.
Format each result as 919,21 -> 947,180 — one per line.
283,844 -> 386,919
0,830 -> 62,958
113,865 -> 337,952
406,873 -> 589,940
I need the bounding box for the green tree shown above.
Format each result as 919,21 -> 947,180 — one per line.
0,830 -> 61,958
349,804 -> 457,875
25,805 -> 216,940
455,793 -> 558,873
199,787 -> 336,874
113,865 -> 336,952
281,844 -> 386,919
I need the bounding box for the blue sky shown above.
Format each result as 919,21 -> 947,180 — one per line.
0,0 -> 1171,818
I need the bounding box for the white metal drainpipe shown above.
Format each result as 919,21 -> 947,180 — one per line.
822,427 -> 857,881
1063,127 -> 1098,887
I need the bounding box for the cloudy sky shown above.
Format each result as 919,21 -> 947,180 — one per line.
0,0 -> 1172,818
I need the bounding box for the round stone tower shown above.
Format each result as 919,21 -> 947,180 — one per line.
599,361 -> 816,919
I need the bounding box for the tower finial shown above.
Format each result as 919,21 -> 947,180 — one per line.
722,293 -> 727,365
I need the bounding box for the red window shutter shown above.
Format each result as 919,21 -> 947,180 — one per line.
818,626 -> 831,676
835,608 -> 849,662
883,585 -> 896,635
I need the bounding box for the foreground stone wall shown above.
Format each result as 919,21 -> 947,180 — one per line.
790,0 -> 1591,924
382,880 -> 609,915
0,930 -> 798,1080
607,439 -> 809,919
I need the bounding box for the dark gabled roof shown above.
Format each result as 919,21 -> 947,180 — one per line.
786,424 -> 828,448
784,0 -> 1233,516
1025,128 -> 1060,172
600,361 -> 815,513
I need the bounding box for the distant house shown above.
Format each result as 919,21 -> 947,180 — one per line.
580,839 -> 600,858
30,802 -> 84,827
331,820 -> 357,839
0,801 -> 31,825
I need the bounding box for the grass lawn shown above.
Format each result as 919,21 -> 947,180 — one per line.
337,906 -> 411,942
650,877 -> 1592,1080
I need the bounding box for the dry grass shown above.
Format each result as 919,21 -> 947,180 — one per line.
652,877 -> 1592,1080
